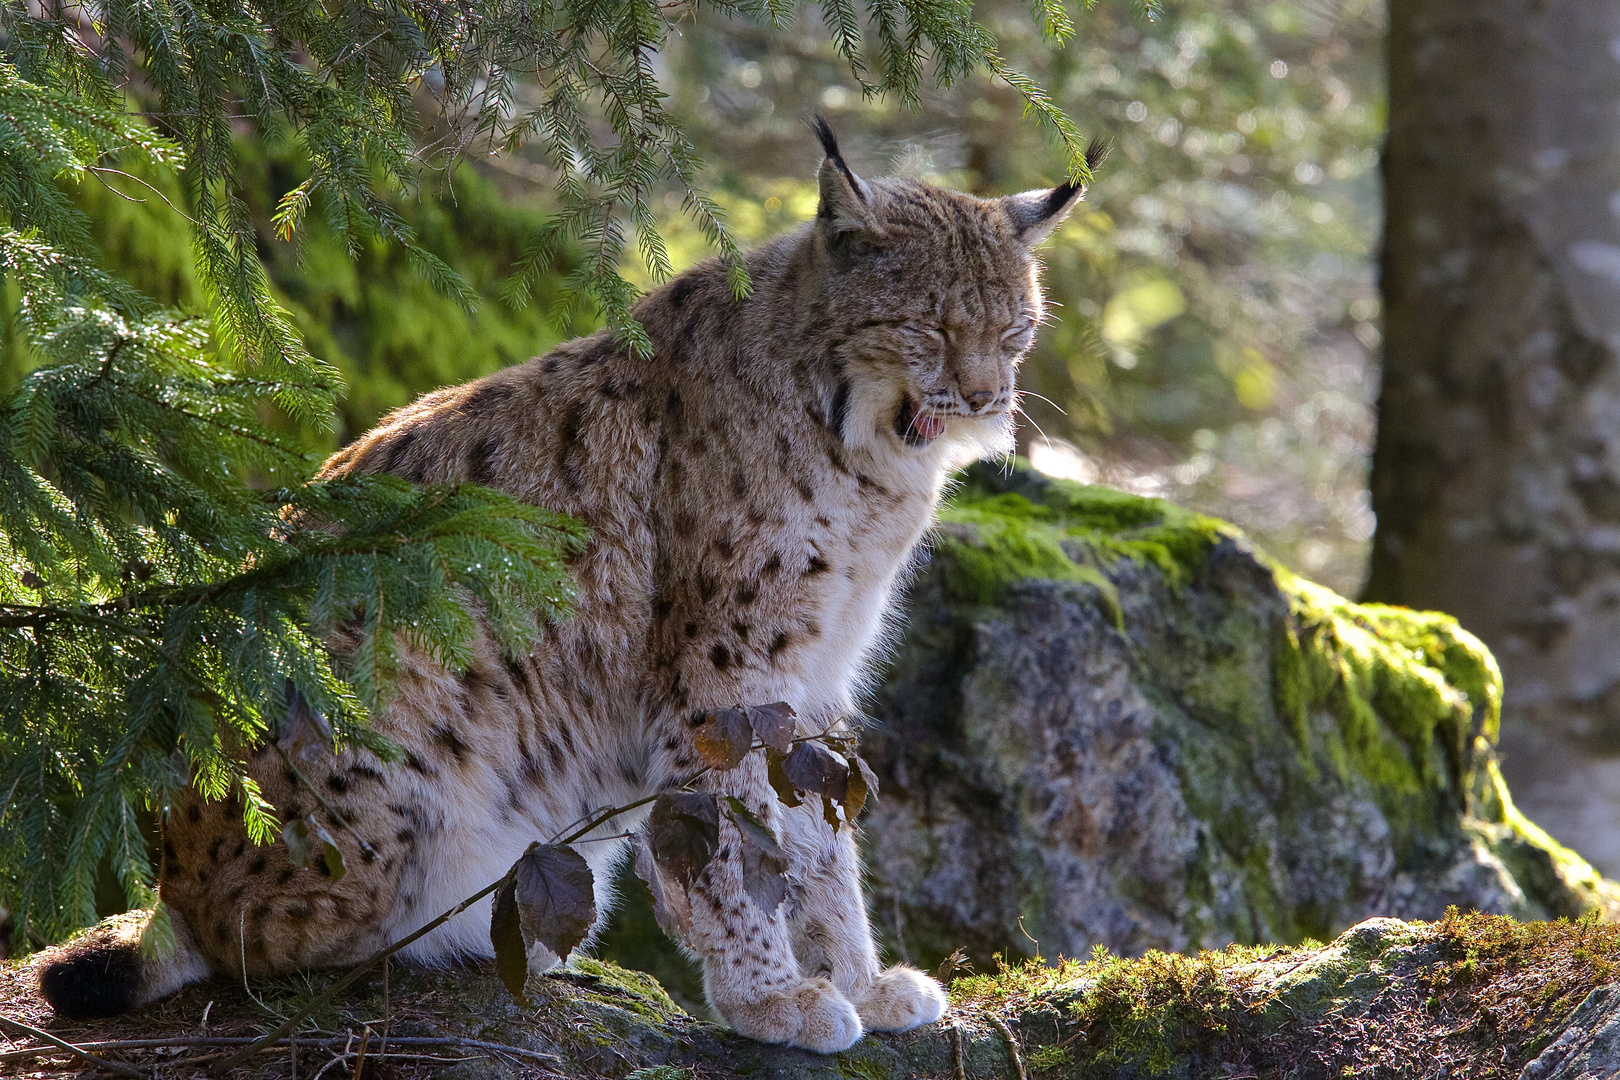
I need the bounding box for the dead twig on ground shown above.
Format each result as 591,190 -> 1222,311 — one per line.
0,1034 -> 559,1071
989,1015 -> 1027,1080
0,1015 -> 145,1078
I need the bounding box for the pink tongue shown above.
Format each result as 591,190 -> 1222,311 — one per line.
914,412 -> 946,441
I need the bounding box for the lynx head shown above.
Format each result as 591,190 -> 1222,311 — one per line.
806,117 -> 1106,466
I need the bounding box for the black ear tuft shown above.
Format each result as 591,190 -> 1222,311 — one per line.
1084,134 -> 1112,174
1040,136 -> 1112,215
810,115 -> 867,206
811,114 -> 841,161
38,936 -> 144,1019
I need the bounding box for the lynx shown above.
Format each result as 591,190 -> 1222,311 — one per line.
38,120 -> 1101,1053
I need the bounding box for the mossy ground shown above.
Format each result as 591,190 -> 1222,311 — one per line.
944,911 -> 1620,1079
5,914 -> 1618,1078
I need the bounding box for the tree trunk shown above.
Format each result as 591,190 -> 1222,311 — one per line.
1368,0 -> 1620,875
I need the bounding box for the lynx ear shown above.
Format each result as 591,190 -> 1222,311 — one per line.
1004,136 -> 1110,247
812,115 -> 874,235
1003,183 -> 1085,246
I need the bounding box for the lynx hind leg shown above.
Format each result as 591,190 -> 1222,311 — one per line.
780,803 -> 947,1033
37,908 -> 212,1019
685,765 -> 863,1053
160,766 -> 406,979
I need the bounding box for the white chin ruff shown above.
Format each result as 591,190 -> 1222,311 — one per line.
945,411 -> 1015,466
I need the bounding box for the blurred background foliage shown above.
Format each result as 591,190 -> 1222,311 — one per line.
1,145 -> 577,451
2,0 -> 1384,595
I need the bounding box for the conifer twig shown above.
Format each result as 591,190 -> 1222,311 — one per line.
0,1036 -> 559,1068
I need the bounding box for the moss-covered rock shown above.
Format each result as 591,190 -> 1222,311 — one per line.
855,461 -> 1619,974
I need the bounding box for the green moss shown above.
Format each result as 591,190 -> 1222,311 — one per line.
947,950 -> 1119,1014
835,1056 -> 891,1080
940,921 -> 1516,1078
934,497 -> 1120,622
1277,575 -> 1497,798
943,462 -> 1232,598
1473,759 -> 1620,917
568,957 -> 682,1017
595,863 -> 708,1015
935,462 -> 1232,626
1025,1045 -> 1073,1072
1258,572 -> 1571,896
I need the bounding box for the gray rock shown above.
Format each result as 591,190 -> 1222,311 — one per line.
856,463 -> 1618,972
1521,986 -> 1620,1079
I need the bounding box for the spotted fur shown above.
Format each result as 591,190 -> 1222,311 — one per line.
37,123 -> 1099,1052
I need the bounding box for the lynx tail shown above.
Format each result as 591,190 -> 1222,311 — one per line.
37,909 -> 211,1019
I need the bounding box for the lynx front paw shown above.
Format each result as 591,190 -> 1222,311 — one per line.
854,965 -> 949,1032
722,977 -> 864,1053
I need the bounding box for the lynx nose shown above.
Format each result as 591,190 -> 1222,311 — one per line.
963,389 -> 997,413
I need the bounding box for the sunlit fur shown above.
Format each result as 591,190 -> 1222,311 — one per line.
35,124 -> 1094,1052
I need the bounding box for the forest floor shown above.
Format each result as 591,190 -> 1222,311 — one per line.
3,910 -> 1619,1079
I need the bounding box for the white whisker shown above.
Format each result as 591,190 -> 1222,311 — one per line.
1015,389 -> 1069,416
1013,404 -> 1054,451
905,404 -> 922,439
